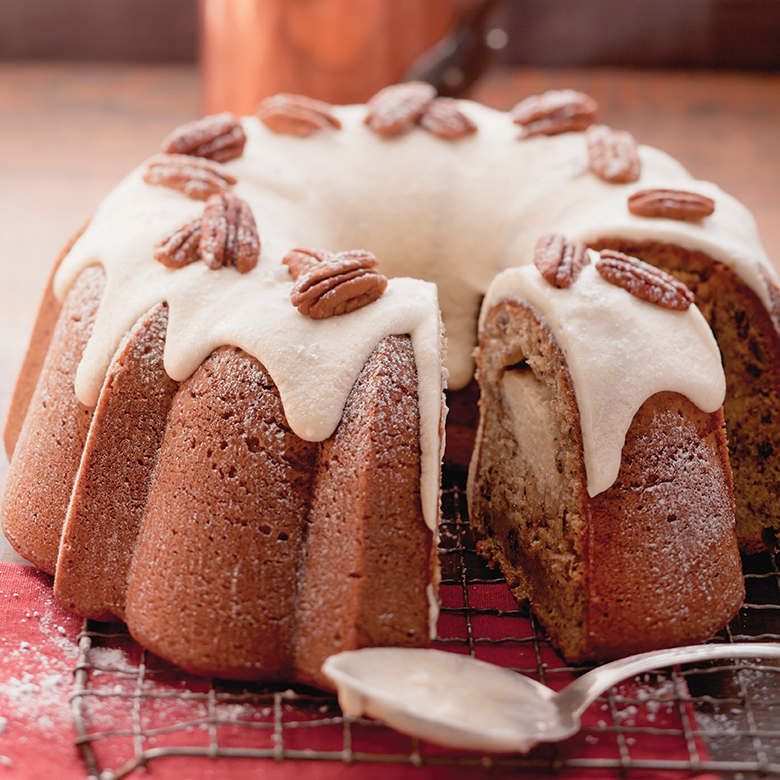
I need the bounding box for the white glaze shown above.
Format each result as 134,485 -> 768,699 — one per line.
480,260 -> 726,496
53,98 -> 772,521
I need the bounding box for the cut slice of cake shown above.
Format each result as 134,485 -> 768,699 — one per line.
468,249 -> 745,662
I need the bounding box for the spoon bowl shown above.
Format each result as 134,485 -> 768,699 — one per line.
322,642 -> 780,753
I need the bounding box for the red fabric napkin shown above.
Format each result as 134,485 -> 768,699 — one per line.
0,564 -> 84,780
0,562 -> 711,780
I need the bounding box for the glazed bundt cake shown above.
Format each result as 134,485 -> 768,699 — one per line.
2,85 -> 779,683
468,248 -> 745,662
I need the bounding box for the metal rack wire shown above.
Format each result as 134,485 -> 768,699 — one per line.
70,473 -> 780,779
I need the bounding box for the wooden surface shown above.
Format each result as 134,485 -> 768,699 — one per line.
0,62 -> 779,560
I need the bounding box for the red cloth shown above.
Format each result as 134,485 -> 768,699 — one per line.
0,562 -> 710,779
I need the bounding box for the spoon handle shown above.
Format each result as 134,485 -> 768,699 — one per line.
556,642 -> 780,718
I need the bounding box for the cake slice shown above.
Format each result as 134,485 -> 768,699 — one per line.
468,250 -> 745,663
591,239 -> 780,553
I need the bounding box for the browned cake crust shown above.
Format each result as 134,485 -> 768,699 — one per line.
2,264 -> 103,574
2,268 -> 434,688
4,227 -> 86,459
54,301 -> 178,621
469,300 -> 745,663
294,335 -> 433,686
591,239 -> 780,553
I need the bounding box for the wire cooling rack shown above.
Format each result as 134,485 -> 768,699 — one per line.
70,472 -> 780,779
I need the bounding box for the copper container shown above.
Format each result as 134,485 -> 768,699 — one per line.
200,0 -> 462,114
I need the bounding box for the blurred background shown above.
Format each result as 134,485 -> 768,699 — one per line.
2,0 -> 779,70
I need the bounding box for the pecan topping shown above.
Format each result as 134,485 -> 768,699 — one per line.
282,247 -> 333,279
596,249 -> 694,310
257,94 -> 341,137
290,250 -> 387,319
533,234 -> 590,288
365,81 -> 437,137
511,89 -> 598,138
160,112 -> 246,162
199,192 -> 260,273
586,124 -> 641,183
419,98 -> 477,139
627,189 -> 716,221
143,153 -> 237,200
154,216 -> 202,269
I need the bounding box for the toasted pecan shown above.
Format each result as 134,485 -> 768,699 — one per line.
596,249 -> 694,310
161,113 -> 246,162
628,189 -> 716,221
420,98 -> 477,139
290,250 -> 386,318
257,94 -> 341,137
586,124 -> 641,183
143,153 -> 236,200
533,234 -> 590,288
154,216 -> 203,269
365,82 -> 437,137
199,192 -> 260,273
282,247 -> 334,279
511,89 -> 598,138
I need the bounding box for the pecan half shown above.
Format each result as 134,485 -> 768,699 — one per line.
511,89 -> 598,138
282,247 -> 333,279
143,153 -> 237,200
199,192 -> 260,273
586,124 -> 641,183
533,234 -> 590,288
154,216 -> 202,268
290,250 -> 387,319
627,189 -> 716,221
160,112 -> 246,163
365,81 -> 437,137
596,249 -> 694,310
419,98 -> 477,139
257,94 -> 341,137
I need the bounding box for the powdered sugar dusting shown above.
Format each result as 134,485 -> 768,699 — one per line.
0,573 -> 82,764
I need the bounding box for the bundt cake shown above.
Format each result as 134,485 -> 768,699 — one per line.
467,249 -> 745,662
2,85 -> 778,683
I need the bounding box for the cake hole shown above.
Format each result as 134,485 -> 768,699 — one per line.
245,436 -> 261,453
504,359 -> 530,373
277,532 -> 288,541
259,524 -> 271,535
667,514 -> 678,523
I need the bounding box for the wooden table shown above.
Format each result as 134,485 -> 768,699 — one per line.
1,61 -> 779,532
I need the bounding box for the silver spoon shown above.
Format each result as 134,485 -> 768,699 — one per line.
322,643 -> 780,754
